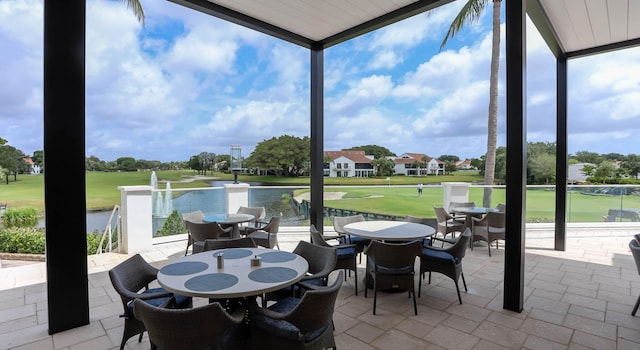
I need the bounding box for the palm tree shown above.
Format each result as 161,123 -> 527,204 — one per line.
440,0 -> 501,207
121,0 -> 145,23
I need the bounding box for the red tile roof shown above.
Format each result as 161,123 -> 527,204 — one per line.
324,151 -> 372,163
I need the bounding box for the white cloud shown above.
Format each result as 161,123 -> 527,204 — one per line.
2,0 -> 640,162
328,75 -> 394,115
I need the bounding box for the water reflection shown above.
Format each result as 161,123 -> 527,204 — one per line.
155,183 -> 307,232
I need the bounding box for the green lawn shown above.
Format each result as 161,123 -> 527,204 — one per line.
0,170 -> 482,212
303,186 -> 640,223
1,170 -> 638,223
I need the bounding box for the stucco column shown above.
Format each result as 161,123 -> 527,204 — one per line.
118,185 -> 153,253
224,183 -> 249,214
442,182 -> 470,209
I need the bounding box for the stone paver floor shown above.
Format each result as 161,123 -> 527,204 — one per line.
1,224 -> 640,349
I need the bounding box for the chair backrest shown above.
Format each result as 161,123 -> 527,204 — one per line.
495,203 -> 506,212
630,238 -> 640,275
237,206 -> 266,225
448,201 -> 476,212
184,220 -> 229,242
446,228 -> 472,260
404,215 -> 438,230
202,237 -> 257,251
433,207 -> 453,223
277,270 -> 344,335
333,215 -> 365,234
109,254 -> 159,307
475,211 -> 506,228
293,240 -> 337,277
366,240 -> 422,270
133,299 -> 242,350
181,211 -> 205,224
309,224 -> 333,248
262,216 -> 281,233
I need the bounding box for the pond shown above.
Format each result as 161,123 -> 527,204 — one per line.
36,181 -> 308,234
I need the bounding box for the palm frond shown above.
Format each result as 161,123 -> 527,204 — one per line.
121,0 -> 145,24
440,0 -> 490,51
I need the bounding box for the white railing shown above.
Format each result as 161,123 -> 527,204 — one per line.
96,205 -> 121,254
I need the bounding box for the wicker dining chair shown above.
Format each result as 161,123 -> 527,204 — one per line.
471,211 -> 506,256
253,271 -> 344,350
202,237 -> 257,251
419,228 -> 471,304
185,220 -> 233,254
247,215 -> 281,249
109,254 -> 192,350
310,224 -> 359,295
235,206 -> 266,236
433,206 -> 465,244
630,236 -> 640,316
364,240 -> 422,315
333,214 -> 369,263
261,240 -> 337,307
133,298 -> 245,350
404,215 -> 442,247
181,211 -> 205,256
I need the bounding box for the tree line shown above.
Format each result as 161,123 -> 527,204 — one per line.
3,135 -> 640,185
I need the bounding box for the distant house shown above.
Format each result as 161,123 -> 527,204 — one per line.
392,153 -> 444,176
23,157 -> 41,174
455,159 -> 474,170
567,163 -> 594,183
323,150 -> 375,178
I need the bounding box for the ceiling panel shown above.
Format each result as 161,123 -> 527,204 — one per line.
209,0 -> 420,41
537,0 -> 640,55
586,0 -> 610,46
608,0 -> 628,43
177,0 -> 640,56
629,0 -> 640,38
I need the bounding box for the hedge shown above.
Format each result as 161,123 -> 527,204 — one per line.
0,228 -> 104,255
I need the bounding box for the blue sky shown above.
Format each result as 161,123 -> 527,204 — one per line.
1,0 -> 639,162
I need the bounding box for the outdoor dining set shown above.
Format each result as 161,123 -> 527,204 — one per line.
108,203 -> 510,349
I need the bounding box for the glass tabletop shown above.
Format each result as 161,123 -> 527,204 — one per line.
203,213 -> 254,224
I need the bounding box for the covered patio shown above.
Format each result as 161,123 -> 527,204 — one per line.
43,0 -> 640,336
2,224 -> 640,349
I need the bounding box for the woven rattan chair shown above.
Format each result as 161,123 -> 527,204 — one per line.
202,237 -> 257,251
630,237 -> 640,316
236,206 -> 267,235
185,220 -> 233,254
253,271 -> 344,350
333,214 -> 369,263
433,206 -> 465,244
109,254 -> 192,350
471,211 -> 506,256
182,211 -> 205,256
133,298 -> 245,350
419,228 -> 471,304
310,224 -> 359,295
364,240 -> 422,315
404,215 -> 443,246
262,240 -> 337,307
248,216 -> 281,249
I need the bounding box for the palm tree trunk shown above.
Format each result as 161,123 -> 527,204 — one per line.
482,0 -> 501,207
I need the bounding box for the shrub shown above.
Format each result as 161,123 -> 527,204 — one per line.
87,232 -> 103,254
0,228 -> 110,255
2,207 -> 39,228
0,228 -> 46,254
155,210 -> 186,237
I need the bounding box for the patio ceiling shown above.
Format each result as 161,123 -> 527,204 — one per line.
171,0 -> 640,57
530,0 -> 640,58
169,0 -> 453,48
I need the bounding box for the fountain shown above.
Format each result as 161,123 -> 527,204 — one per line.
150,171 -> 173,217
